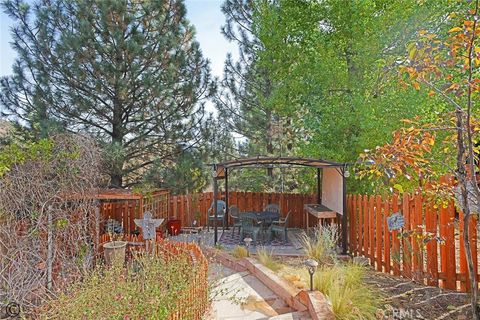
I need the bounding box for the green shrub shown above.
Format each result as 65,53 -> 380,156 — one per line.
300,263 -> 381,320
40,253 -> 196,319
256,247 -> 282,272
231,245 -> 249,258
300,225 -> 339,265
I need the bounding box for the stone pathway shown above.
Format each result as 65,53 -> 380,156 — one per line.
207,263 -> 310,320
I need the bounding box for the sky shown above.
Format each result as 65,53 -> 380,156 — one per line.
0,0 -> 236,83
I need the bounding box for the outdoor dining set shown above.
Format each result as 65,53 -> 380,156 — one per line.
206,200 -> 291,245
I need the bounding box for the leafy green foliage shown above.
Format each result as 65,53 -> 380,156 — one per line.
0,139 -> 54,176
143,149 -> 208,195
251,0 -> 454,193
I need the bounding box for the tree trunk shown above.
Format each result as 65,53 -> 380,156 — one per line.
110,99 -> 124,188
463,212 -> 479,318
455,108 -> 480,319
46,207 -> 53,291
266,109 -> 274,178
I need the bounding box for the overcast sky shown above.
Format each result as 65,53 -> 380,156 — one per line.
0,0 -> 236,83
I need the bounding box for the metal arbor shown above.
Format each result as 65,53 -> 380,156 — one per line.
211,156 -> 349,254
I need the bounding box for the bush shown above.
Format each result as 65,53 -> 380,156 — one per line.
300,225 -> 339,265
256,247 -> 282,272
40,252 -> 196,319
300,263 -> 381,320
231,245 -> 249,258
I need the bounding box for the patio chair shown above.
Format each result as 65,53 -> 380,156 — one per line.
262,203 -> 281,230
207,200 -> 226,232
240,218 -> 261,246
268,210 -> 291,243
229,205 -> 242,235
264,203 -> 280,214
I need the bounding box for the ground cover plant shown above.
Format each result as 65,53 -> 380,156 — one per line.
256,247 -> 282,272
231,245 -> 249,259
40,251 -> 194,319
300,225 -> 339,265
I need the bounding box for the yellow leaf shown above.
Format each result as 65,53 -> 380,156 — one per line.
394,184 -> 404,193
428,91 -> 435,97
412,82 -> 420,90
448,27 -> 463,33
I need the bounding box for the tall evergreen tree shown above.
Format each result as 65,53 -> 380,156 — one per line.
0,0 -> 214,187
216,0 -> 292,167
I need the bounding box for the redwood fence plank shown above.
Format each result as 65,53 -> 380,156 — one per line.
413,193 -> 423,282
375,195 -> 382,272
445,200 -> 457,290
402,193 -> 412,279
367,196 -> 374,264
384,199 -> 391,273
425,200 -> 438,287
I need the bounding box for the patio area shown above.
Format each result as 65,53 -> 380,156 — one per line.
208,156 -> 349,253
171,228 -> 308,256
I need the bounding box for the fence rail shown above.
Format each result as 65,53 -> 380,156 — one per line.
348,192 -> 479,292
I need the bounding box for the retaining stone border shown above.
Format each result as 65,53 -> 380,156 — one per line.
204,247 -> 335,320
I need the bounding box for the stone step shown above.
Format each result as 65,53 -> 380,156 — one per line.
268,311 -> 311,320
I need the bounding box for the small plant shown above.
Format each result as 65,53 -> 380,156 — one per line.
40,247 -> 200,319
298,263 -> 381,320
231,245 -> 248,259
300,225 -> 339,265
256,247 -> 282,272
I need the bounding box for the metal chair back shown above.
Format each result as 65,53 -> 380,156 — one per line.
264,203 -> 280,214
229,205 -> 240,219
209,200 -> 226,217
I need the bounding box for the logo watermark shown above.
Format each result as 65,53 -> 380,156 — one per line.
1,302 -> 20,319
379,307 -> 424,319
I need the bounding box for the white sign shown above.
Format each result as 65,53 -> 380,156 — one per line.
387,212 -> 405,232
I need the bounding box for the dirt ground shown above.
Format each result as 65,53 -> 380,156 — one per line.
364,270 -> 472,320
278,256 -> 473,320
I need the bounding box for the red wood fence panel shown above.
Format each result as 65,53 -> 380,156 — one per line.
348,191 -> 480,293
375,195 -> 383,272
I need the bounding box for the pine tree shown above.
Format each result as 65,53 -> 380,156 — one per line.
0,0 -> 214,187
216,0 -> 289,170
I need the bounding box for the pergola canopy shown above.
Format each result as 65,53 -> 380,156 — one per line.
215,156 -> 346,170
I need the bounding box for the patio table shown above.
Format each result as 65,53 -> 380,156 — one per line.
241,211 -> 280,227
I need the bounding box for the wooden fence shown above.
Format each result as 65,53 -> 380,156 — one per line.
348,192 -> 479,292
99,234 -> 209,320
99,189 -> 169,235
98,190 -> 315,235
169,191 -> 316,228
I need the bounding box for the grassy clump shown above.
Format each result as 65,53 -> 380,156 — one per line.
256,247 -> 283,272
231,245 -> 249,258
40,253 -> 195,319
300,263 -> 381,320
300,225 -> 339,265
